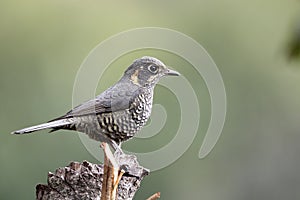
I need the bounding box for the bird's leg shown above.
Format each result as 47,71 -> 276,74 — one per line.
111,140 -> 124,154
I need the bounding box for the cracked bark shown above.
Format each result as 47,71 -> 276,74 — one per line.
36,160 -> 149,200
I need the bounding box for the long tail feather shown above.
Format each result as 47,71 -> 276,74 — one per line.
11,118 -> 73,134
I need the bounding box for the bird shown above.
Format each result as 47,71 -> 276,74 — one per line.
12,56 -> 180,150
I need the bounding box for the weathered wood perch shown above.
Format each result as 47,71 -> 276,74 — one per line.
36,143 -> 149,200
36,160 -> 148,200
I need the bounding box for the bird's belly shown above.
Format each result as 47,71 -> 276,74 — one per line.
73,90 -> 153,143
73,109 -> 150,143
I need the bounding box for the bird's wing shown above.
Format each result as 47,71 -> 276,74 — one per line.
58,88 -> 140,119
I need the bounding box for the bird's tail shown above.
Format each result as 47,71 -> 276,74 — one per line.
11,118 -> 73,135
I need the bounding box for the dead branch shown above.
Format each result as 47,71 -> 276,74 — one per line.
36,160 -> 148,200
100,143 -> 124,200
146,192 -> 161,200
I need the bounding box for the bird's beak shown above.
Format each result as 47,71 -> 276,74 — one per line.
165,68 -> 180,76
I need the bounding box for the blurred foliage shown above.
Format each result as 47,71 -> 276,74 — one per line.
287,21 -> 300,59
1,0 -> 300,200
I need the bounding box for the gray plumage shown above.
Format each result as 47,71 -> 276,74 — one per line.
12,56 -> 180,148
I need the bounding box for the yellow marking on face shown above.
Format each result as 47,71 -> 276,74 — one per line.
131,69 -> 141,86
147,75 -> 156,82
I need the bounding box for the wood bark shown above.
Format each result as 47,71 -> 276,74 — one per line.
36,160 -> 148,200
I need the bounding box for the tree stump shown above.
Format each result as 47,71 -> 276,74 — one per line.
36,160 -> 149,200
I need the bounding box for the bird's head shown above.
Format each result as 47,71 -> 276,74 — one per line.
124,56 -> 180,87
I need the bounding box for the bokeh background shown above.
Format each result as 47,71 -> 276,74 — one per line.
1,0 -> 300,199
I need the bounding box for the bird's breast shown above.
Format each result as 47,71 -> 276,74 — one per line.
75,88 -> 154,143
130,89 -> 153,127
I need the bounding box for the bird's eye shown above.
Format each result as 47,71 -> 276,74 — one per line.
148,65 -> 158,73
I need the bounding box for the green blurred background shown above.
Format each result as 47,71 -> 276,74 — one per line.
1,0 -> 300,199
